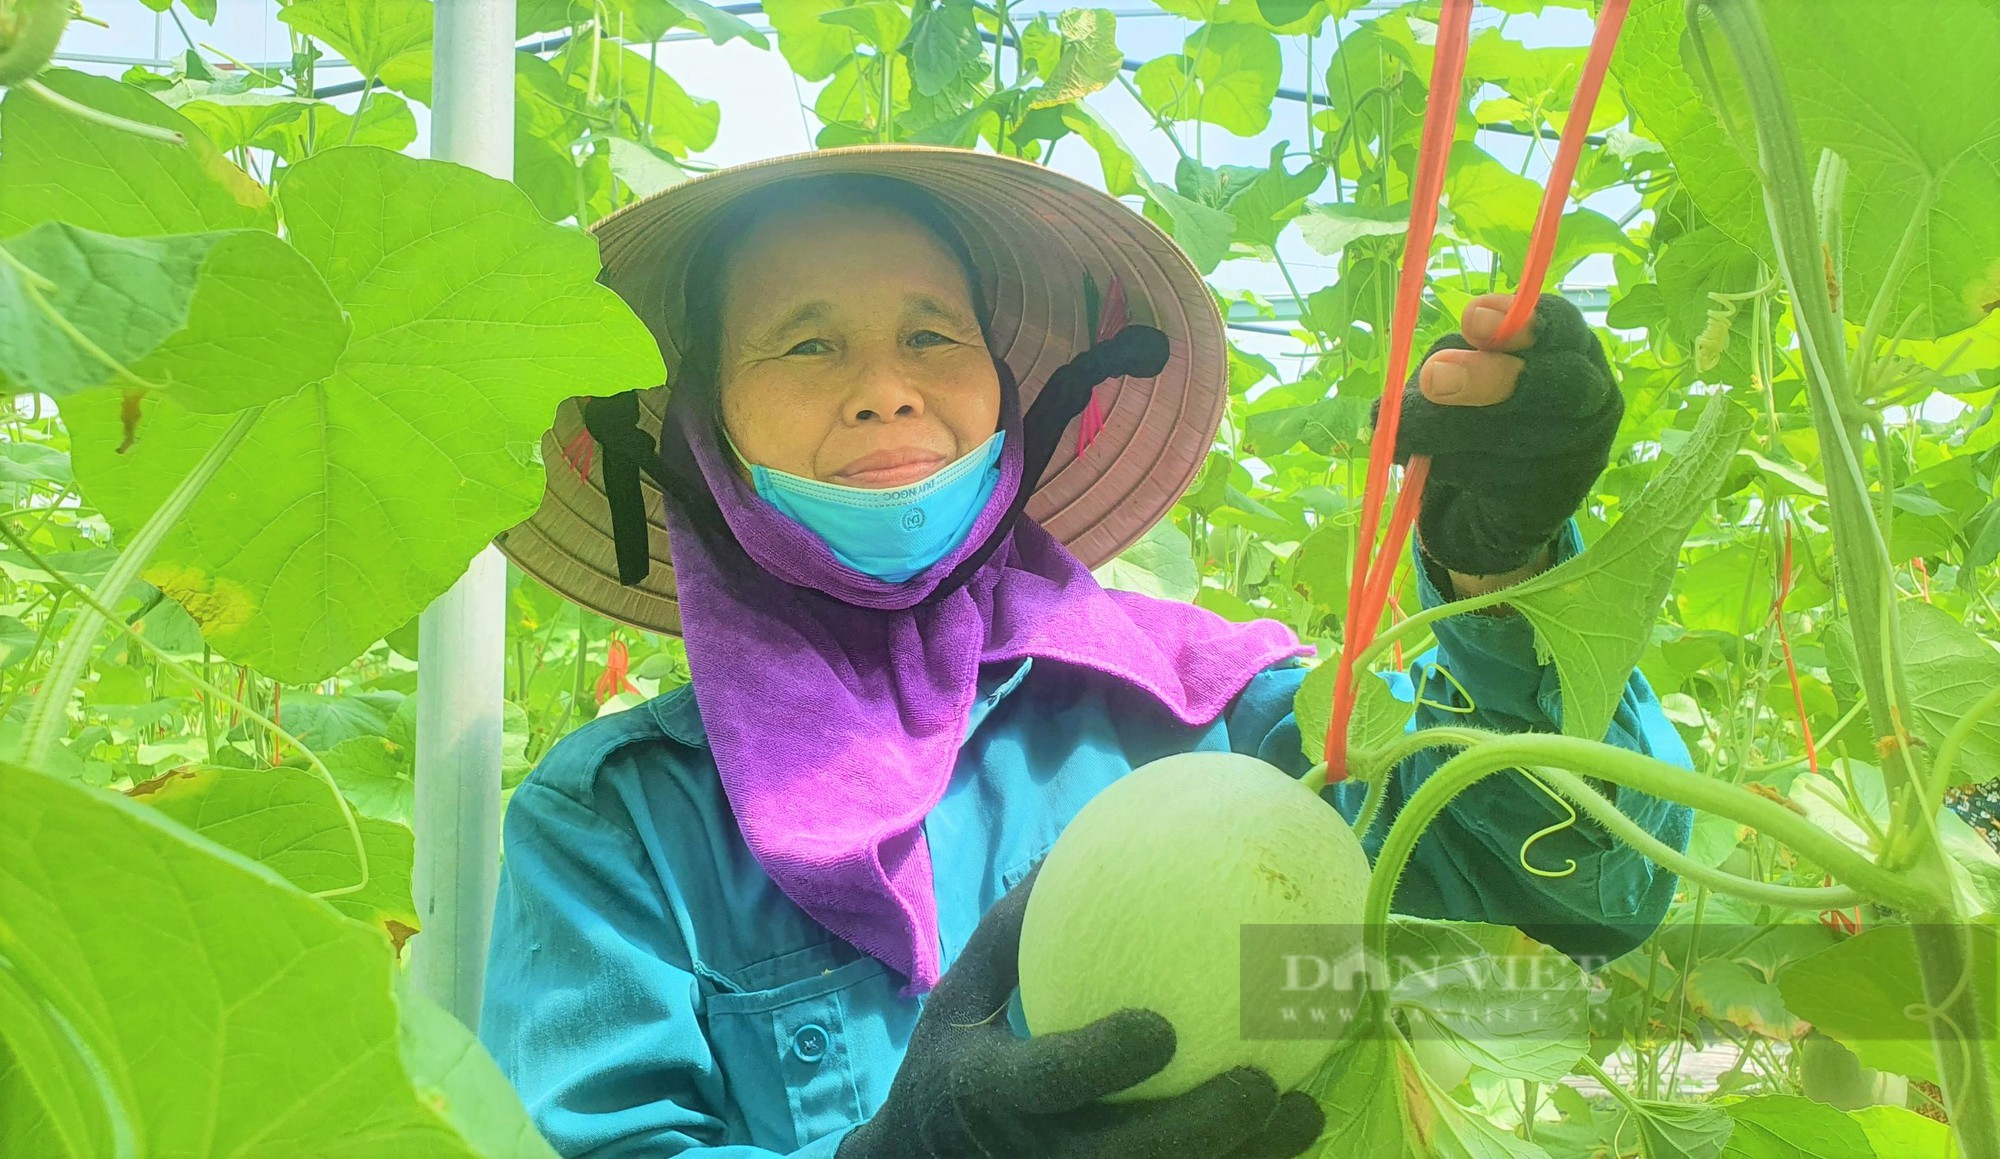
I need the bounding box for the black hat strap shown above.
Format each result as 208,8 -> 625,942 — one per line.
575,322 -> 1169,594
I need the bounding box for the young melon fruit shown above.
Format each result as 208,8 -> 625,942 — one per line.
1016,751 -> 1372,1102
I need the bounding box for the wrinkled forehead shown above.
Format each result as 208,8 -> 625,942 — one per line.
708,200 -> 986,325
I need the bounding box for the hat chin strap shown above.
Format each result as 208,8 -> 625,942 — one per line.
580,323 -> 1170,596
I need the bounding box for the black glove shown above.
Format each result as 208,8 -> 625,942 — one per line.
1371,292 -> 1623,577
836,863 -> 1326,1159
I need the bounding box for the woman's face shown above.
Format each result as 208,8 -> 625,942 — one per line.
714,203 -> 1002,489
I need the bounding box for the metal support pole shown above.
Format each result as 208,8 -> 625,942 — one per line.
408,0 -> 515,1031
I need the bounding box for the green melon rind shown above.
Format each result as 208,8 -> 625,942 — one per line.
1017,751 -> 1372,1102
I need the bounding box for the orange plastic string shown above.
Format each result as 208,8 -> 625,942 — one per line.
1324,0 -> 1633,782
1325,0 -> 1474,782
1771,515 -> 1819,775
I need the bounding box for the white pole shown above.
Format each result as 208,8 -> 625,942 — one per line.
409,0 -> 515,1031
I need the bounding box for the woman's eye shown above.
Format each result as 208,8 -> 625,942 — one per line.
910,330 -> 953,347
786,338 -> 832,356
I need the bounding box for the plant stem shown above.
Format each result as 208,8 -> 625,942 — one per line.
1359,733 -> 1946,972
1533,766 -> 1861,909
0,516 -> 369,901
18,80 -> 185,145
17,407 -> 261,768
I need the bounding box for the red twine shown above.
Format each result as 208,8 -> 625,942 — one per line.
1323,0 -> 1632,782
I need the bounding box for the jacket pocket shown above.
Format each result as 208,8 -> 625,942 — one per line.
705,951 -> 909,1152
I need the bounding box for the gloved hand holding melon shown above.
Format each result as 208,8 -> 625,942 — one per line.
838,836 -> 1327,1159
1018,751 -> 1372,1107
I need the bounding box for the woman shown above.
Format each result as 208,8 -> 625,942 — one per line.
479,146 -> 1692,1158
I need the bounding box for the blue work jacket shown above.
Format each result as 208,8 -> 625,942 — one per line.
478,524 -> 1694,1157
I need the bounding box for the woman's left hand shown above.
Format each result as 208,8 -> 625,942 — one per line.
1375,291 -> 1624,578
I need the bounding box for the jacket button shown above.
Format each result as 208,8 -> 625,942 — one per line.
791,1023 -> 830,1064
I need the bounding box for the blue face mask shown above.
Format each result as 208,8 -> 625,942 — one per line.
730,430 -> 1006,583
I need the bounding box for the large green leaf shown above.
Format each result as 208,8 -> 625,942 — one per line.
0,760 -> 555,1157
1615,0 -> 2000,337
1850,1105 -> 1959,1159
0,225 -> 209,400
1716,1095 -> 1874,1159
1624,1099 -> 1736,1159
0,70 -> 273,237
908,0 -> 981,98
0,224 -> 346,412
279,0 -> 436,84
1093,520 -> 1198,602
1298,201 -> 1407,258
1026,8 -> 1124,110
1497,396 -> 1752,742
1134,24 -> 1282,138
1776,922 -> 1999,1086
1385,919 -> 1590,1083
128,763 -> 418,943
66,146 -> 666,684
1898,600 -> 2000,788
764,0 -> 864,81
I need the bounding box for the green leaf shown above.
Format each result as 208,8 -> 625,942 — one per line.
1226,145 -> 1326,250
1899,600 -> 2000,787
1686,957 -> 1805,1040
1610,0 -> 1765,255
673,0 -> 770,48
764,0 -> 863,81
1387,919 -> 1590,1084
0,760 -> 555,1157
129,763 -> 418,941
818,0 -> 909,52
0,224 -> 347,412
1028,8 -> 1124,110
1298,201 -> 1408,257
909,0 -> 981,98
1299,1032 -> 1413,1157
0,69 -> 273,237
325,733 -> 416,826
1060,103 -> 1142,198
1441,142 -> 1541,276
1765,0 -> 2000,337
1134,24 -> 1281,138
1294,658 -> 1413,772
1616,0 -> 2000,337
279,0 -> 435,84
1093,520 -> 1198,602
394,973 -> 564,1157
0,616 -> 36,669
66,146 -> 666,684
0,224 -> 209,400
1244,395 -> 1368,458
1624,1099 -> 1736,1159
179,91 -> 419,161
1140,180 -> 1237,275
1497,396 -> 1752,742
1849,1105 -> 1959,1159
1716,1095 -> 1875,1159
0,440 -> 69,486
608,136 -> 690,198
555,35 -> 719,157
1776,923 -> 2000,1086
136,229 -> 350,414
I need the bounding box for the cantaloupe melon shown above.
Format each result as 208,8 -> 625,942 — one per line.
1016,751 -> 1373,1102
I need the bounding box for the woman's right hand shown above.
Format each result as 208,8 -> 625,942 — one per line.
834,863 -> 1326,1159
